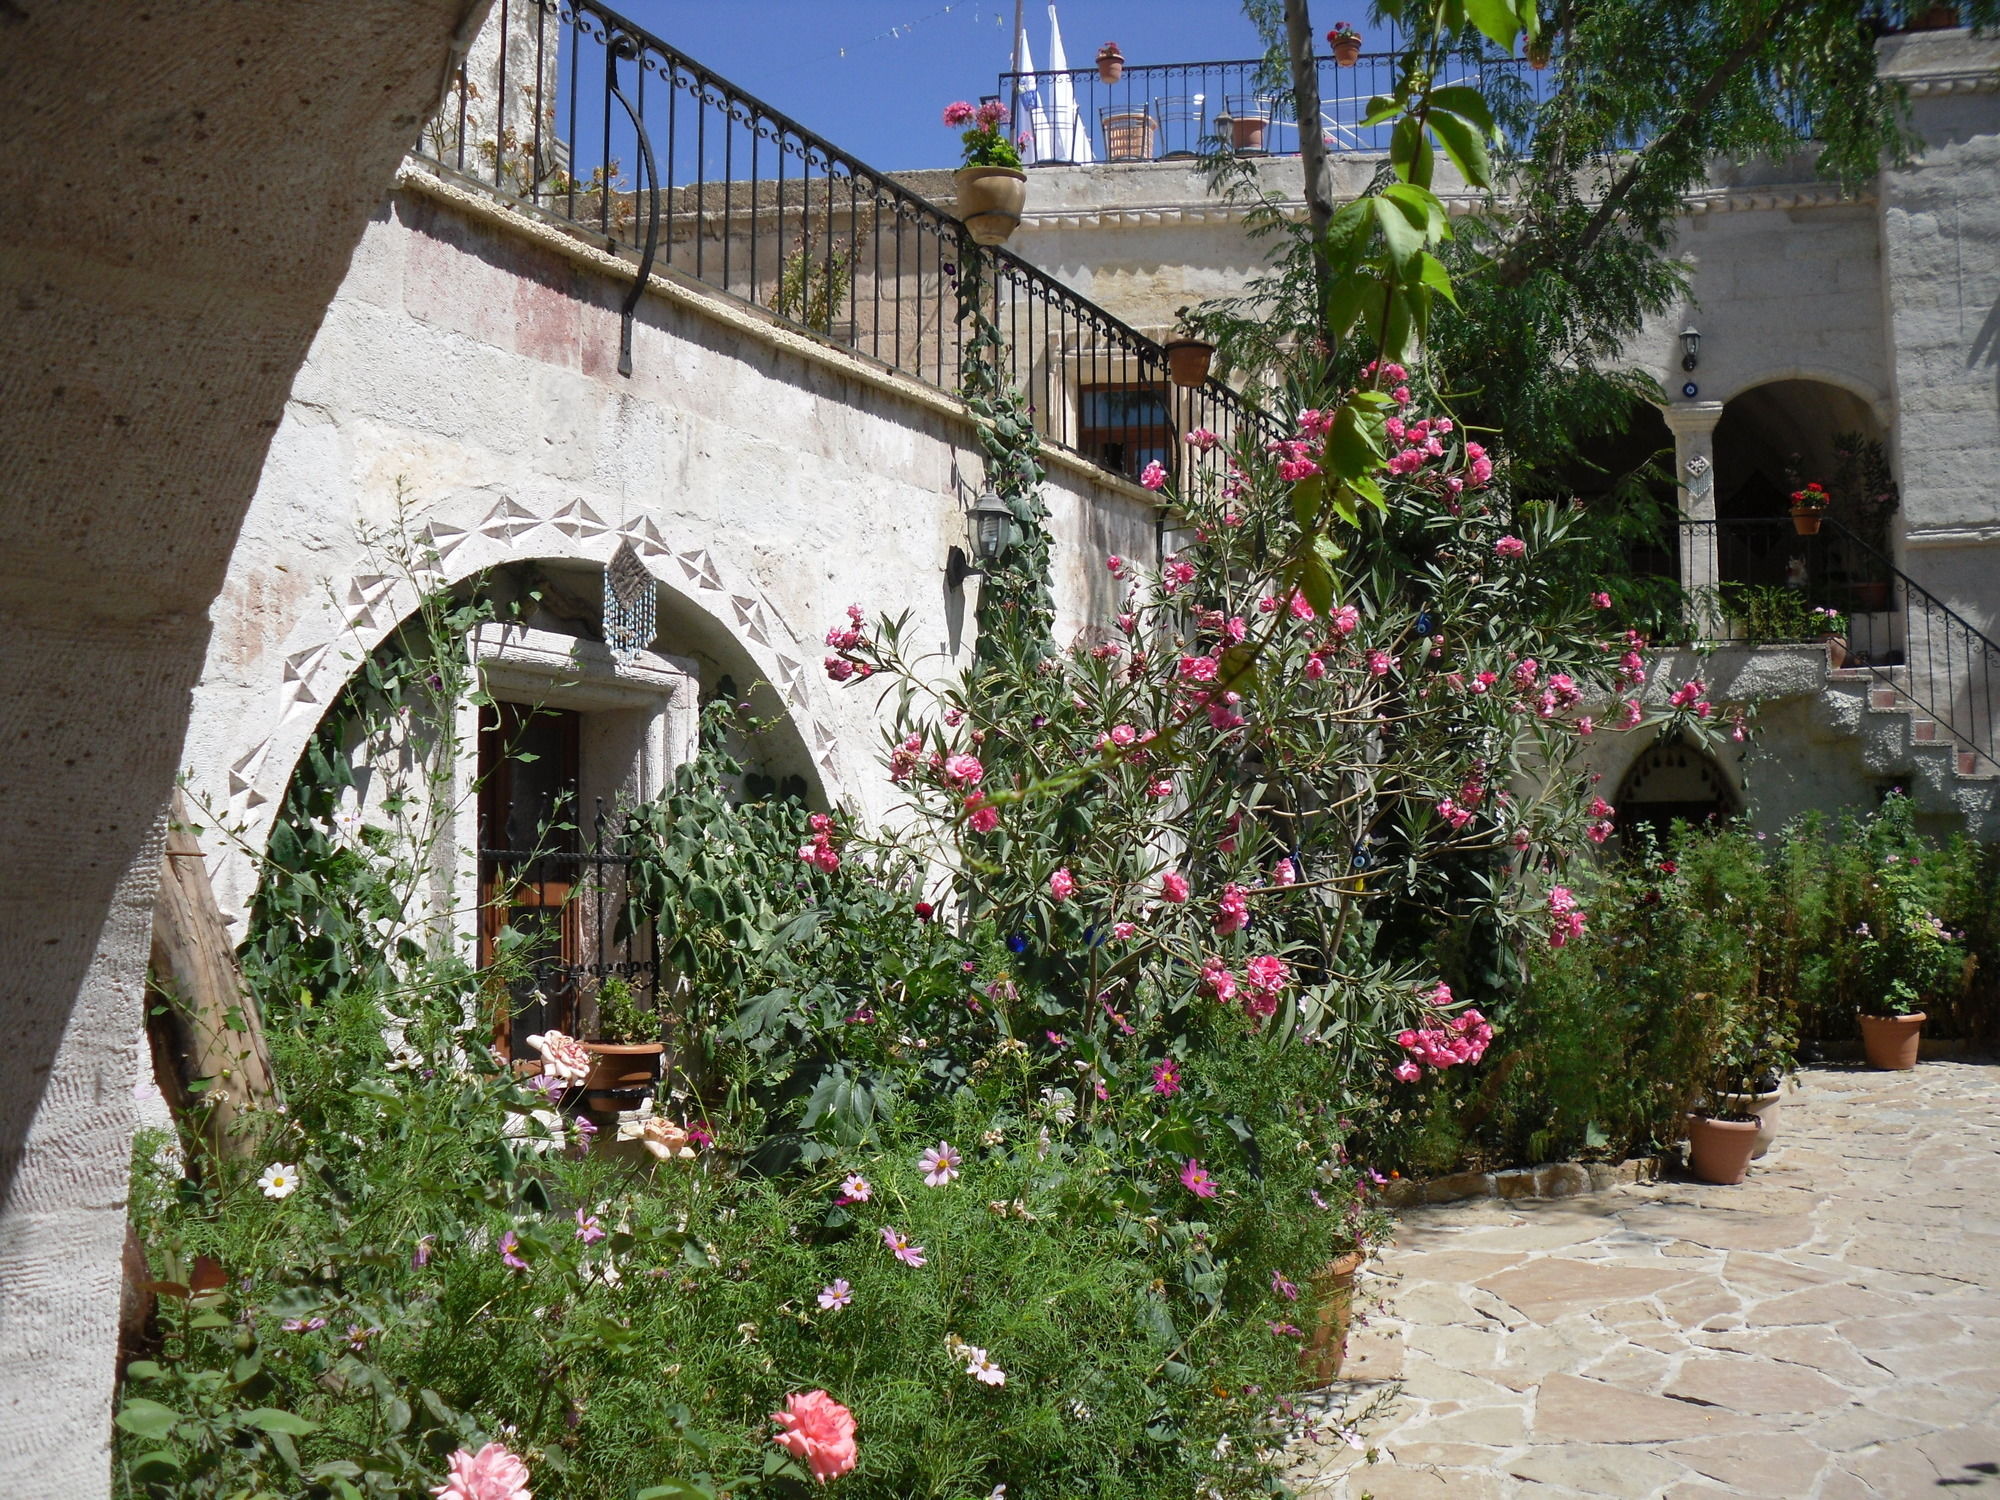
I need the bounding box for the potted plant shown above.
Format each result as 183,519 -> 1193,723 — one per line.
1706,1001 -> 1796,1161
1812,606 -> 1848,668
1789,481 -> 1830,535
944,99 -> 1027,246
1327,22 -> 1363,65
582,973 -> 665,1109
1300,1246 -> 1366,1384
1223,95 -> 1272,152
1163,311 -> 1215,388
1095,41 -> 1124,84
1853,855 -> 1962,1069
1526,35 -> 1553,69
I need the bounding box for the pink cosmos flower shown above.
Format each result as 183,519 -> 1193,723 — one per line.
943,101 -> 976,126
1152,1059 -> 1182,1096
1272,1270 -> 1300,1301
771,1389 -> 859,1485
1160,870 -> 1190,903
1180,1158 -> 1218,1198
1049,868 -> 1076,901
497,1231 -> 527,1272
882,1226 -> 927,1267
918,1141 -> 962,1186
431,1442 -> 532,1500
818,1278 -> 853,1310
944,753 -> 984,788
840,1173 -> 872,1203
1140,460 -> 1168,491
574,1208 -> 606,1246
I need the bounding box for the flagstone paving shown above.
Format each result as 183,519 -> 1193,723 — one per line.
1292,1061 -> 2000,1498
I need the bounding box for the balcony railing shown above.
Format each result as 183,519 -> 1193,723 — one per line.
994,51 -> 1555,166
1675,517 -> 1999,771
421,0 -> 1282,490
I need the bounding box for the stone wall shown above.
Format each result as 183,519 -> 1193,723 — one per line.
0,4 -> 487,1493
179,165 -> 1161,932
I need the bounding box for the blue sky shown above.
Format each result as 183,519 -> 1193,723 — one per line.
611,2 -> 1289,170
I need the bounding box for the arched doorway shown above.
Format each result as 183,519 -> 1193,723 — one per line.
1711,379 -> 1894,601
1614,734 -> 1742,850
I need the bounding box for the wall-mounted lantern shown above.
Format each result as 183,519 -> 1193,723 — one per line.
1680,326 -> 1701,371
947,488 -> 1015,590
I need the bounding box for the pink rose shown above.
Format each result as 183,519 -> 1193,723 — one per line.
771,1389 -> 859,1485
432,1443 -> 532,1500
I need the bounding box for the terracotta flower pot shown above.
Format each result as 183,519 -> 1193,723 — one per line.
1686,1114 -> 1759,1185
1163,338 -> 1215,388
1824,633 -> 1848,669
1332,36 -> 1362,65
1230,115 -> 1269,152
1527,39 -> 1552,69
1714,1086 -> 1784,1160
581,1041 -> 663,1110
1299,1250 -> 1366,1386
953,165 -> 1028,246
1792,512 -> 1823,535
1860,1011 -> 1925,1071
1097,55 -> 1124,84
1101,110 -> 1157,161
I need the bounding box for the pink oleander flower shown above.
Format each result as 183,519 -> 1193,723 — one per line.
1113,920 -> 1138,940
1152,1058 -> 1182,1096
1576,715 -> 1595,736
1049,868 -> 1076,901
1160,870 -> 1190,903
1277,456 -> 1321,482
1288,592 -> 1317,622
1140,460 -> 1168,491
944,753 -> 984,788
964,793 -> 1000,833
1201,956 -> 1237,1003
1620,698 -> 1644,728
573,1208 -> 606,1246
919,1141 -> 962,1187
1366,649 -> 1397,678
943,101 -> 976,126
818,1278 -> 853,1310
523,1030 -> 591,1086
882,1226 -> 927,1267
1394,1060 -> 1423,1083
1271,858 -> 1297,886
1669,678 -> 1704,708
1108,722 -> 1138,747
1161,557 -> 1196,594
1180,1158 -> 1218,1198
1185,427 -> 1220,451
771,1389 -> 859,1485
432,1442 -> 532,1500
1179,654 -> 1220,683
824,656 -> 856,682
1244,954 -> 1290,999
1213,882 -> 1249,936
1329,604 -> 1360,637
1592,591 -> 1612,609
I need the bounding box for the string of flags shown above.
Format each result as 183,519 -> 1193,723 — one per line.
836,4 -> 1003,58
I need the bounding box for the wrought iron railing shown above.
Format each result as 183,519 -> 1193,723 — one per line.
994,50 -> 1555,166
1676,517 -> 1999,771
421,0 -> 1282,484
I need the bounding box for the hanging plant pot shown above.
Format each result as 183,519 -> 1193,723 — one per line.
1860,1011 -> 1925,1071
1685,1114 -> 1759,1184
1299,1249 -> 1366,1387
1096,49 -> 1124,84
581,1041 -> 664,1111
1329,29 -> 1363,65
954,165 -> 1028,247
1527,39 -> 1552,69
1791,511 -> 1823,535
1163,338 -> 1215,388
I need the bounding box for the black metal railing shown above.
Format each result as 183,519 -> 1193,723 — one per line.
995,51 -> 1555,166
421,0 -> 1282,484
1675,517 -> 1999,771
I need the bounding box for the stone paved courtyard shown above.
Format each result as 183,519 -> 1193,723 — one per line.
1295,1061 -> 2000,1498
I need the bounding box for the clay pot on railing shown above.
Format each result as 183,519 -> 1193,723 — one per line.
1860,1011 -> 1926,1071
1685,1113 -> 1759,1184
1791,509 -> 1824,535
954,165 -> 1028,246
1327,26 -> 1363,65
1527,38 -> 1552,69
1299,1249 -> 1366,1386
1163,338 -> 1215,388
1096,44 -> 1124,84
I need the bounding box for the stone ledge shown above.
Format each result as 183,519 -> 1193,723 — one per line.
1378,1156 -> 1659,1208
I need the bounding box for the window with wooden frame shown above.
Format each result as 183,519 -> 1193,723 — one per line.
478,700 -> 583,1063
1079,381 -> 1176,483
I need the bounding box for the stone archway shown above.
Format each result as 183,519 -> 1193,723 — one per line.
1614,734 -> 1743,850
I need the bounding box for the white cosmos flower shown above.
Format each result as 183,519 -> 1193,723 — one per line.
258,1162 -> 300,1199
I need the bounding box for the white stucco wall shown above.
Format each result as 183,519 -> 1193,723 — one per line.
179,163 -> 1161,931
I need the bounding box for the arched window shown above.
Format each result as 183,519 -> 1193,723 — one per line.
1614,734 -> 1741,850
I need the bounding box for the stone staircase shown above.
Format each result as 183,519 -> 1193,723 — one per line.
1817,663 -> 2000,836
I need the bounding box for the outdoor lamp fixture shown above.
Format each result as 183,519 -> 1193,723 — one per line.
1680,326 -> 1701,371
947,488 -> 1015,590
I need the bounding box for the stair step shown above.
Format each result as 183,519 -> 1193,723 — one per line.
1869,687 -> 1901,710
1912,718 -> 1938,742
